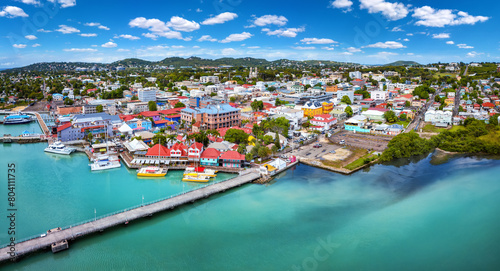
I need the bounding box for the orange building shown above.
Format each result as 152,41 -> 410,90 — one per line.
322,102 -> 334,114
57,105 -> 82,115
326,85 -> 338,92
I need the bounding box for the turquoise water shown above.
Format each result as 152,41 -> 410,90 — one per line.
0,143 -> 236,243
0,118 -> 41,136
1,144 -> 500,270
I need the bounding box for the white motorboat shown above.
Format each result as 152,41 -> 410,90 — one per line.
44,141 -> 76,155
89,155 -> 121,171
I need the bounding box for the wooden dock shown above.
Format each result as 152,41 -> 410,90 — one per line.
0,169 -> 261,263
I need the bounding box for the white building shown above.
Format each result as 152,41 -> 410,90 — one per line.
349,71 -> 362,79
138,87 -> 157,102
310,114 -> 337,131
200,76 -> 220,84
371,91 -> 388,100
425,109 -> 452,125
337,90 -> 355,103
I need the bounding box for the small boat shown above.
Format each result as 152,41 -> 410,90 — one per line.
89,155 -> 121,171
183,167 -> 217,177
182,175 -> 211,183
3,113 -> 33,125
137,166 -> 167,177
44,141 -> 75,155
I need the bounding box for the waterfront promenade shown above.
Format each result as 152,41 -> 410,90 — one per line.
0,169 -> 261,263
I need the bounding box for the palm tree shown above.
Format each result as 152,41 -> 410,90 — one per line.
166,134 -> 177,147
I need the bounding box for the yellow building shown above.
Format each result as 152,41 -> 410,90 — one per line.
302,101 -> 323,117
444,98 -> 454,106
322,102 -> 334,114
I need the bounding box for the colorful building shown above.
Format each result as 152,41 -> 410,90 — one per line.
200,148 -> 220,166
219,151 -> 245,168
302,101 -> 323,117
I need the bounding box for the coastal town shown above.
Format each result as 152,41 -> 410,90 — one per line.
1,60 -> 500,176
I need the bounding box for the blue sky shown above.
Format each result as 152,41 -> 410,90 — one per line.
0,0 -> 498,68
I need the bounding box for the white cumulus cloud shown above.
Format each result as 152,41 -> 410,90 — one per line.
220,32 -> 252,43
63,48 -> 98,52
56,25 -> 80,34
32,43 -> 41,47
466,51 -> 483,58
116,34 -> 140,40
413,6 -> 489,27
301,38 -> 337,44
166,16 -> 200,32
201,12 -> 238,25
25,35 -> 37,40
48,0 -> 76,8
263,27 -> 305,38
330,0 -> 353,11
101,41 -> 117,48
359,0 -> 409,21
457,44 -> 473,49
253,15 -> 288,27
198,35 -> 217,42
129,17 -> 185,40
446,41 -> 454,45
292,46 -> 316,50
13,44 -> 27,48
79,33 -> 97,37
365,41 -> 405,49
432,33 -> 450,39
0,6 -> 29,18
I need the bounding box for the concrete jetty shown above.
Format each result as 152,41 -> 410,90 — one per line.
0,169 -> 261,263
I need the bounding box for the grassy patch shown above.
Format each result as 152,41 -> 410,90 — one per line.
395,120 -> 410,128
321,160 -> 343,168
433,73 -> 457,79
422,124 -> 447,133
479,130 -> 500,145
344,152 -> 376,170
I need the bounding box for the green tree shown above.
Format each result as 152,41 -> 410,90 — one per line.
341,95 -> 352,105
174,102 -> 186,108
383,111 -> 397,123
152,134 -> 166,145
405,101 -> 411,107
148,101 -> 157,111
251,100 -> 264,111
263,135 -> 274,145
131,95 -> 139,101
96,105 -> 103,113
274,132 -> 281,150
230,96 -> 236,103
489,114 -> 499,126
224,129 -> 249,144
345,106 -> 353,117
245,153 -> 253,162
47,95 -> 53,102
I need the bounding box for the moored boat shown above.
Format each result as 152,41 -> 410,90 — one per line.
3,113 -> 33,125
182,174 -> 211,183
137,166 -> 167,177
89,155 -> 121,171
183,167 -> 217,177
44,141 -> 75,155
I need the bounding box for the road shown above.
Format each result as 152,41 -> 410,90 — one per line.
406,87 -> 442,132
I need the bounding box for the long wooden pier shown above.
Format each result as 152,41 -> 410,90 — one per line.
0,169 -> 261,263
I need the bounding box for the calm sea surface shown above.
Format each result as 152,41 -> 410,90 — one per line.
1,122 -> 500,270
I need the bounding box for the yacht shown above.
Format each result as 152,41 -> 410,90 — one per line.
44,141 -> 76,155
3,113 -> 32,125
89,155 -> 121,171
137,166 -> 167,177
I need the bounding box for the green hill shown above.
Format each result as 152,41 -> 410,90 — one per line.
385,61 -> 420,66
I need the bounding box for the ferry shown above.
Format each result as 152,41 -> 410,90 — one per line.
183,167 -> 217,178
182,174 -> 211,183
137,166 -> 167,177
3,113 -> 33,125
44,141 -> 76,155
89,155 -> 121,171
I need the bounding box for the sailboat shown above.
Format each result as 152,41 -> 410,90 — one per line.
89,124 -> 121,171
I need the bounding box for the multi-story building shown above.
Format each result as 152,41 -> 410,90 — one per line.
57,113 -> 122,142
301,101 -> 323,117
127,102 -> 149,113
200,76 -> 220,84
138,87 -> 157,102
349,71 -> 362,79
337,90 -> 355,104
310,114 -> 338,131
57,105 -> 82,115
181,103 -> 241,130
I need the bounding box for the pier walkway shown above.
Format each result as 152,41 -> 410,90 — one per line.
0,169 -> 260,263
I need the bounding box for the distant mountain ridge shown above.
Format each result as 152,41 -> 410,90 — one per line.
384,60 -> 420,66
4,56 -> 377,72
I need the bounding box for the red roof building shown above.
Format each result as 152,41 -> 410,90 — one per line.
57,122 -> 72,132
200,148 -> 220,159
188,142 -> 204,159
168,143 -> 188,158
483,102 -> 494,108
146,144 -> 170,157
219,151 -> 245,168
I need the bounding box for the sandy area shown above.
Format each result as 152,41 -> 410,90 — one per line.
12,106 -> 28,112
322,148 -> 351,161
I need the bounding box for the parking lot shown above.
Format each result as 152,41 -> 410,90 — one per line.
329,131 -> 391,152
289,141 -> 341,159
